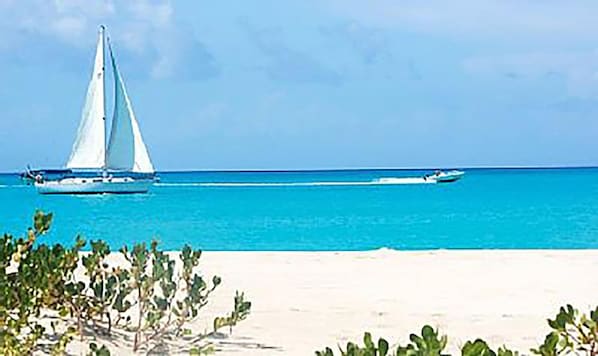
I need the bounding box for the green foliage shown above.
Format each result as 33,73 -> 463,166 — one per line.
495,346 -> 519,356
315,306 -> 598,356
461,339 -> 518,356
315,331 -> 520,356
315,307 -> 598,356
213,291 -> 252,334
87,342 -> 111,356
396,325 -> 448,356
0,210 -> 79,355
121,240 -> 230,352
50,326 -> 77,356
531,305 -> 598,356
531,333 -> 560,356
189,343 -> 215,355
0,211 -> 251,354
316,347 -> 335,356
315,332 -> 390,356
462,340 -> 494,356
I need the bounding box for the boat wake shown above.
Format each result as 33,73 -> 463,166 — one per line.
155,177 -> 436,188
373,177 -> 435,185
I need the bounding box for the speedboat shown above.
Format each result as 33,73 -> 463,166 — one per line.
425,170 -> 465,183
26,26 -> 156,194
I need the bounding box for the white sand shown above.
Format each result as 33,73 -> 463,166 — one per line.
65,250 -> 598,355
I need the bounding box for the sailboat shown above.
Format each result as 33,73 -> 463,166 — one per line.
27,26 -> 156,194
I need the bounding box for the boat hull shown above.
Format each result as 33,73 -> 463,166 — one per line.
432,171 -> 465,183
435,176 -> 461,183
35,177 -> 153,194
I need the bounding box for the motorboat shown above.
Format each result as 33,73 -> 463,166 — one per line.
424,170 -> 465,183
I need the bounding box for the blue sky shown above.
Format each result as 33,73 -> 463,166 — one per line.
1,0 -> 597,171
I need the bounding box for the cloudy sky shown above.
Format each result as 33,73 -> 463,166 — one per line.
0,0 -> 597,171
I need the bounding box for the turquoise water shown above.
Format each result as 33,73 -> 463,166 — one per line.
0,168 -> 597,250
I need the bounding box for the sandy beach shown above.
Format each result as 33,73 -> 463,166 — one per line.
63,249 -> 598,355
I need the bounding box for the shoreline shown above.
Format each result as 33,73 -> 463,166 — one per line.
63,249 -> 598,355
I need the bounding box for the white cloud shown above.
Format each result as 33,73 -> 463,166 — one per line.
49,16 -> 89,43
323,1 -> 598,97
326,0 -> 598,43
0,0 -> 202,79
1,0 -> 115,45
128,0 -> 172,28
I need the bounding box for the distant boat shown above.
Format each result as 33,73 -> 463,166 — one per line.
424,170 -> 465,183
26,26 -> 155,194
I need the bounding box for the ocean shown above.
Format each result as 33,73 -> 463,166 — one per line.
0,168 -> 597,250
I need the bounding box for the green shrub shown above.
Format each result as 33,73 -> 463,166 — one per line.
0,210 -> 80,355
397,325 -> 448,356
120,241 -> 225,352
461,339 -> 518,356
315,306 -> 597,356
0,211 -> 251,354
531,304 -> 598,356
87,342 -> 111,356
318,332 -> 390,356
213,291 -> 252,334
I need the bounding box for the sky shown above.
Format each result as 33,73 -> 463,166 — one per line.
0,0 -> 597,171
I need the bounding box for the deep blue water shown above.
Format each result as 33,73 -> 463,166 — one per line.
0,168 -> 597,250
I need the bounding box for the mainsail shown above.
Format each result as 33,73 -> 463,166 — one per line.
64,27 -> 153,174
105,42 -> 154,173
66,28 -> 106,169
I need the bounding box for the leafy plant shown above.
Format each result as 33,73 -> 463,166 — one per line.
531,305 -> 598,356
397,325 -> 448,356
316,305 -> 598,356
0,211 -> 252,354
213,291 -> 252,334
0,210 -> 78,355
316,332 -> 390,356
189,343 -> 215,355
532,333 -> 560,356
171,245 -> 221,336
51,327 -> 77,356
87,342 -> 111,356
82,241 -> 116,330
314,325 -> 520,356
462,339 -> 518,356
121,241 -> 227,352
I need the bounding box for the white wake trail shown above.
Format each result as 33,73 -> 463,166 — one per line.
155,177 -> 435,188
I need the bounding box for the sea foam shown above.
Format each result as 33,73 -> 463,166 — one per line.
155,177 -> 435,188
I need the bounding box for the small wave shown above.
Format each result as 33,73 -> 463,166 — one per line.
155,177 -> 435,188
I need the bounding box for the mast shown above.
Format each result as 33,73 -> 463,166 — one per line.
100,25 -> 107,173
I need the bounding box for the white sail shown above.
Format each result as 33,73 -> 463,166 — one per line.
66,28 -> 106,169
106,42 -> 154,173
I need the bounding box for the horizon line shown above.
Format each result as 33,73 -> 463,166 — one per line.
1,164 -> 597,175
